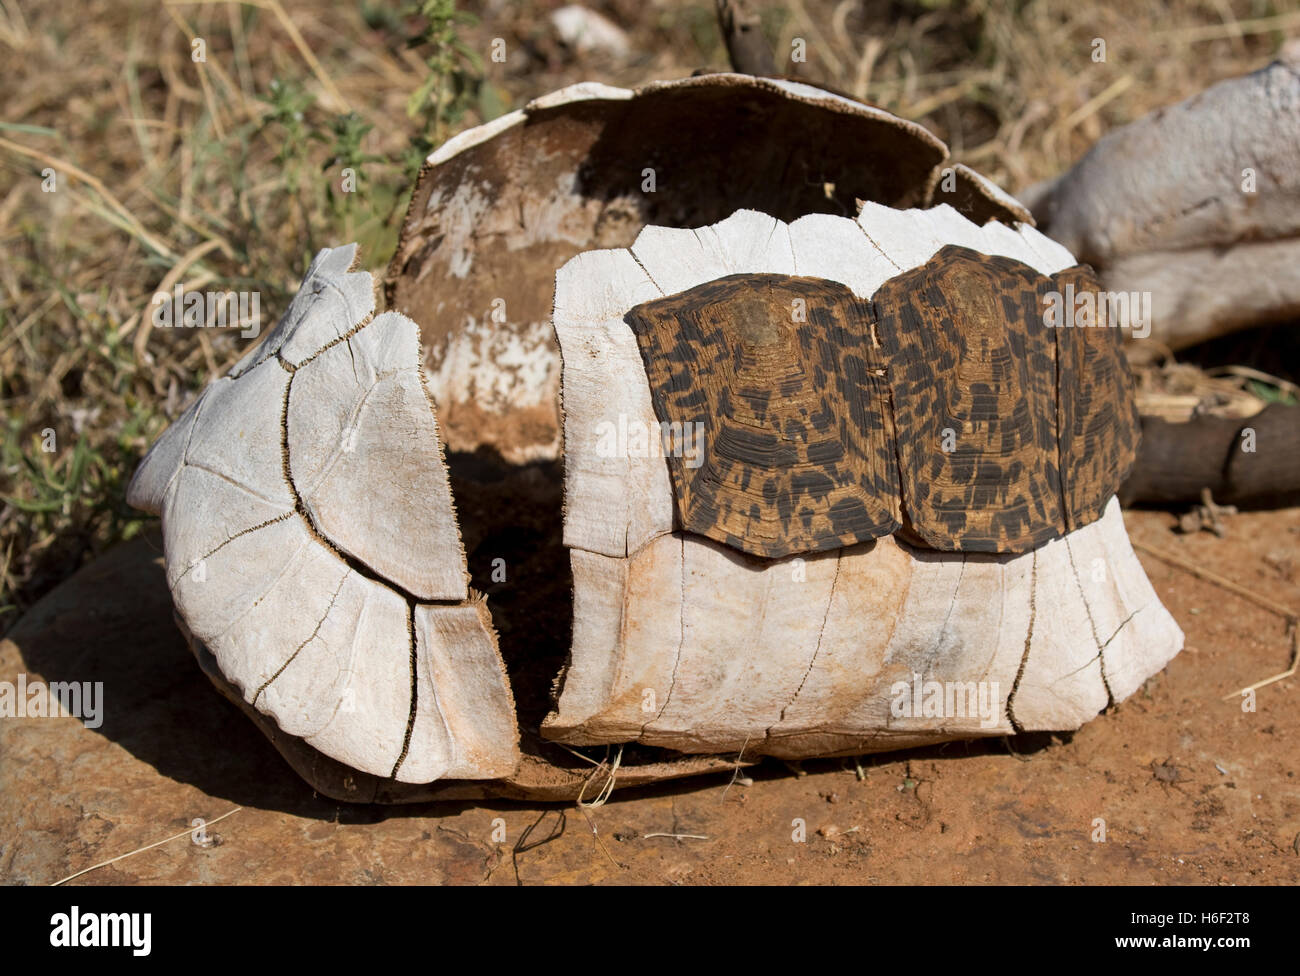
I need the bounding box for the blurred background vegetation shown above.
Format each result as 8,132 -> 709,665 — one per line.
1,0 -> 1295,628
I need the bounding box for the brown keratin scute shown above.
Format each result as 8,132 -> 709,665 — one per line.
625,245 -> 1139,558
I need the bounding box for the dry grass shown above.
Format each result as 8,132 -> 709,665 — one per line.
1,0 -> 1293,627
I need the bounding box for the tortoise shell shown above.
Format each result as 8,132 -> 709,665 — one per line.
386,74 -> 1031,468
625,245 -> 1140,557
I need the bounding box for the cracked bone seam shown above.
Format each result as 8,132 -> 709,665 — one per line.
127,244 -> 518,782
542,206 -> 1185,757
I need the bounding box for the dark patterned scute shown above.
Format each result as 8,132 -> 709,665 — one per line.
624,246 -> 1140,557
872,247 -> 1063,551
625,275 -> 902,558
1052,265 -> 1142,532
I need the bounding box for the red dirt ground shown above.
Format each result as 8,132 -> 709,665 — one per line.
1,505 -> 1296,885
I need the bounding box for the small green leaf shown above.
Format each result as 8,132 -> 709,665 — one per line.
0,122 -> 60,137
